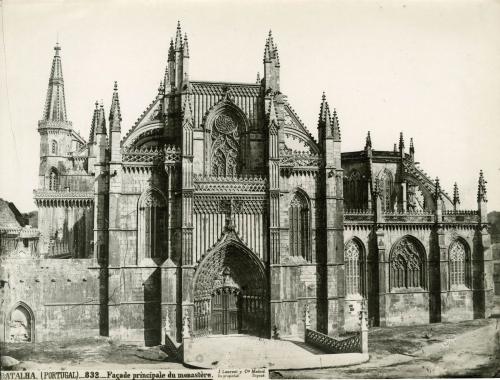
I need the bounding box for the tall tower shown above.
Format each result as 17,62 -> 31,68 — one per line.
37,43 -> 73,190
317,93 -> 344,334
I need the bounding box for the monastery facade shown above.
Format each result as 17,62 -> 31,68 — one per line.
0,24 -> 493,344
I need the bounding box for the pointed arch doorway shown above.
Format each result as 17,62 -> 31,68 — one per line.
193,235 -> 268,337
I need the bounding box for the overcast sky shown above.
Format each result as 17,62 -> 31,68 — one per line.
1,0 -> 499,212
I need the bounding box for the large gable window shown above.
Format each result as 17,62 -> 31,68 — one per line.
211,114 -> 240,177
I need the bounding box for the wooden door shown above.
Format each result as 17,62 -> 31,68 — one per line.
211,289 -> 239,335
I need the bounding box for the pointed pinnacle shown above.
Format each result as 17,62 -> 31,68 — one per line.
318,92 -> 329,125
175,21 -> 183,50
168,39 -> 175,61
96,101 -> 107,135
110,82 -> 122,127
399,132 -> 405,151
264,39 -> 272,62
365,131 -> 372,149
256,72 -> 261,84
332,108 -> 341,140
434,177 -> 441,199
453,182 -> 460,205
478,170 -> 487,202
274,47 -> 280,66
183,33 -> 190,57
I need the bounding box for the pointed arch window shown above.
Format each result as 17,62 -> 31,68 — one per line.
211,114 -> 240,177
48,168 -> 59,190
51,140 -> 58,155
289,191 -> 311,261
449,240 -> 469,288
139,189 -> 168,260
345,239 -> 364,296
344,170 -> 366,209
390,237 -> 425,290
380,169 -> 394,212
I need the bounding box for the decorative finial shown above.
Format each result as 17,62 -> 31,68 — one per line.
332,108 -> 341,141
365,131 -> 372,150
453,182 -> 460,208
183,33 -> 189,57
318,92 -> 331,135
434,177 -> 442,201
110,81 -> 122,128
158,80 -> 165,94
477,170 -> 487,203
256,72 -> 261,84
399,132 -> 405,152
393,143 -> 397,152
168,39 -> 175,61
175,21 -> 183,50
274,45 -> 280,65
54,42 -> 61,55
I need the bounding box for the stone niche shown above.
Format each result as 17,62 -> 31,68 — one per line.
8,304 -> 34,342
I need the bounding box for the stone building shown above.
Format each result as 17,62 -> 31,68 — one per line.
0,24 -> 494,344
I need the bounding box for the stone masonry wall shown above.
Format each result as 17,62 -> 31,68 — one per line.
0,258 -> 100,342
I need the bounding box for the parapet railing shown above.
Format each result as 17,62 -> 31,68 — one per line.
305,329 -> 361,354
302,303 -> 368,354
121,145 -> 181,164
442,210 -> 478,215
193,174 -> 267,193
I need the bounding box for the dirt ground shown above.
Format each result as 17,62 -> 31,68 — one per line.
272,318 -> 500,378
1,318 -> 499,377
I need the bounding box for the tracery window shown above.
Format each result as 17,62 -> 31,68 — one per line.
289,192 -> 311,261
380,169 -> 394,212
390,237 -> 425,290
345,239 -> 364,296
211,114 -> 240,177
51,140 -> 58,155
449,240 -> 469,288
48,169 -> 59,190
139,189 -> 167,259
344,170 -> 365,209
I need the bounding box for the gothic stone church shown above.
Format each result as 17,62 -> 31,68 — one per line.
0,24 -> 494,344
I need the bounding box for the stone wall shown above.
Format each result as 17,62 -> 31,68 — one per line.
488,211 -> 500,315
0,258 -> 100,342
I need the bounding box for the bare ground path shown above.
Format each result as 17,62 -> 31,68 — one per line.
271,318 -> 500,378
1,318 -> 498,377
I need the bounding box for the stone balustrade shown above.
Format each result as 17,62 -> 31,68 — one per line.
303,302 -> 368,354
